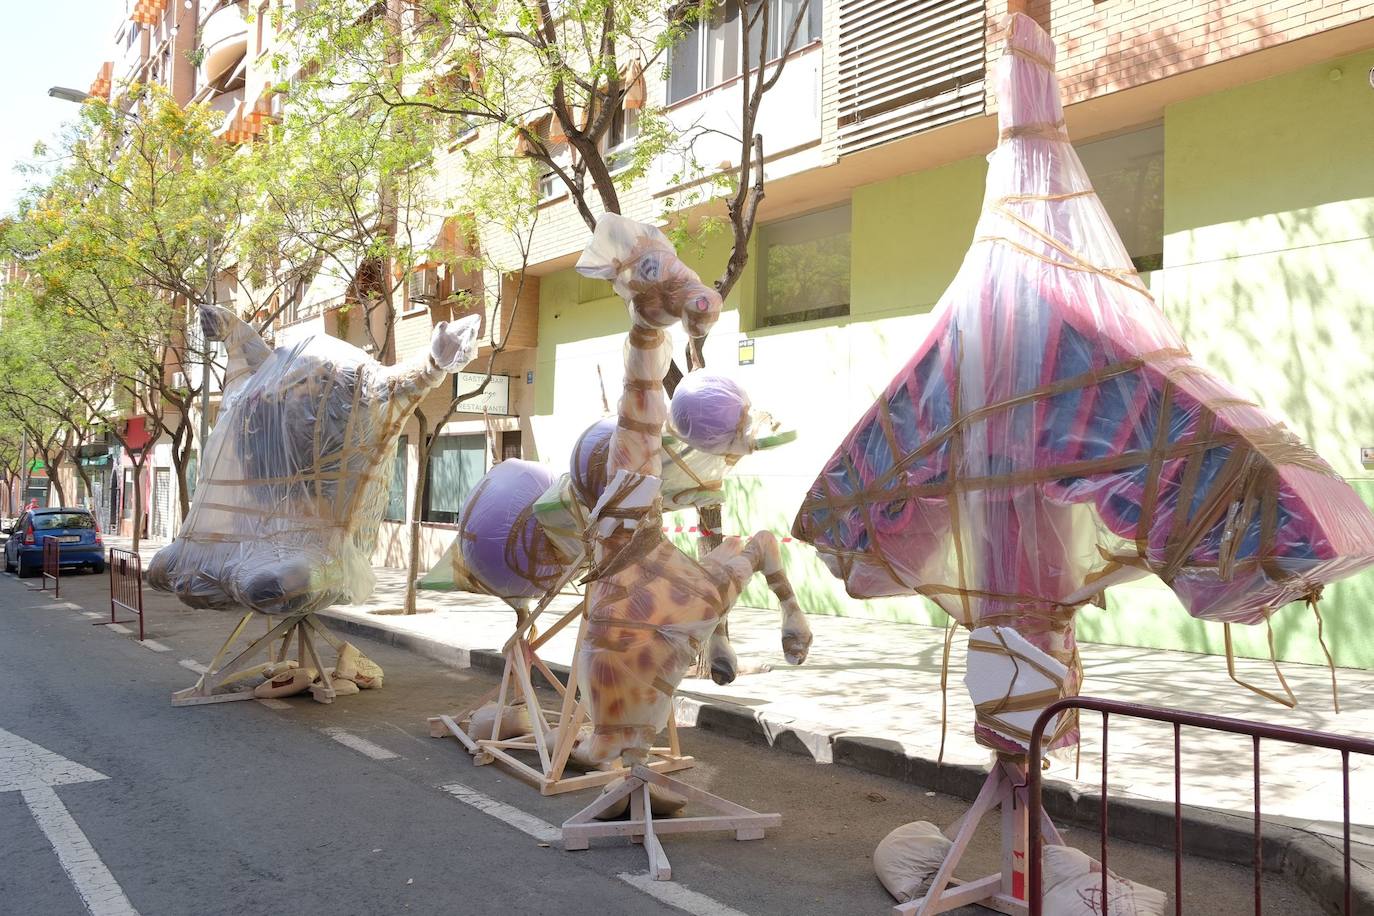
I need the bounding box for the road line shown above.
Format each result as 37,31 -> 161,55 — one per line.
439,783 -> 561,843
320,727 -> 399,760
256,699 -> 291,710
137,640 -> 170,653
617,873 -> 753,916
178,659 -> 209,674
20,785 -> 139,916
80,612 -> 104,620
104,624 -> 132,636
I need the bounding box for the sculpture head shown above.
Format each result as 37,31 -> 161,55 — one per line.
574,213 -> 722,340
147,306 -> 481,616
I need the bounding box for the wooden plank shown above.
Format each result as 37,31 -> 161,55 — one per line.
898,874 -> 1003,915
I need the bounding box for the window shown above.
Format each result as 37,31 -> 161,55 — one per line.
257,2 -> 269,54
421,434 -> 486,523
385,436 -> 407,522
531,117 -> 570,203
755,204 -> 850,328
1077,124 -> 1164,273
604,103 -> 639,173
122,469 -> 135,519
668,0 -> 820,104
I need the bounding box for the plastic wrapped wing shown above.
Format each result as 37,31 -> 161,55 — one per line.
793,14 -> 1374,632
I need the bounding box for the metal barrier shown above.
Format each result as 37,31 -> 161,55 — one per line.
107,547 -> 144,641
38,536 -> 60,596
1026,696 -> 1374,915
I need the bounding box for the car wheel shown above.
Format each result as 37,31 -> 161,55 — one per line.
3,553 -> 12,574
17,562 -> 37,579
91,562 -> 106,575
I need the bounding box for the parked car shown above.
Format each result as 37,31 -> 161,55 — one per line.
3,508 -> 106,578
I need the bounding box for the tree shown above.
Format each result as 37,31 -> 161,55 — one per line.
285,0 -> 813,651
0,87 -> 253,549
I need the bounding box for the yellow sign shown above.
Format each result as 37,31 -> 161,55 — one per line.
738,337 -> 755,366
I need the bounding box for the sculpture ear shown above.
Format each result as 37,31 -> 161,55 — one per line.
200,304 -> 271,399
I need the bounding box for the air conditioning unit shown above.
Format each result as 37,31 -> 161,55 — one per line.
408,268 -> 440,304
172,372 -> 188,389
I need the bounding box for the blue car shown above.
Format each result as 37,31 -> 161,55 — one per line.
4,507 -> 106,578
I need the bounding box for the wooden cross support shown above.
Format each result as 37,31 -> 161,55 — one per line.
898,757 -> 1063,916
561,764 -> 781,881
170,611 -> 345,706
428,604 -> 694,795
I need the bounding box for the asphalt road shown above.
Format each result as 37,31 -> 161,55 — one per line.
0,569 -> 1320,915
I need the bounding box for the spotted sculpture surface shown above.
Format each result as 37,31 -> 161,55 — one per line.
571,214 -> 814,766
148,305 -> 482,617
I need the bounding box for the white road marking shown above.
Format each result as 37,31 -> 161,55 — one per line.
439,783 -> 561,843
137,640 -> 170,653
178,659 -> 209,674
0,728 -> 139,916
81,612 -> 104,620
320,727 -> 398,761
22,785 -> 140,916
256,699 -> 291,710
617,873 -> 754,916
104,624 -> 132,636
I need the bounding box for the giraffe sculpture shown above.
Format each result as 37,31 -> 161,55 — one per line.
570,213 -> 813,768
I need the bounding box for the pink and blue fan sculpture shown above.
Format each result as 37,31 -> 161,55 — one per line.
791,13 -> 1374,752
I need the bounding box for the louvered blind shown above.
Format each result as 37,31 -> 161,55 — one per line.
838,0 -> 986,155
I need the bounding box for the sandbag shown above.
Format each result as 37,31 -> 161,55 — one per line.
467,702 -> 533,741
1042,844 -> 1166,916
254,666 -> 317,699
874,821 -> 952,903
592,781 -> 688,821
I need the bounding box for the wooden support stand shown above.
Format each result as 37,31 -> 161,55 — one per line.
171,611 -> 345,706
561,764 -> 781,881
898,757 -> 1063,916
428,602 -> 693,795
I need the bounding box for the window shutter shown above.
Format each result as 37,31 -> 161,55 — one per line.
837,0 -> 986,155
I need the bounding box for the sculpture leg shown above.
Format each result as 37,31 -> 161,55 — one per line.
716,531 -> 814,666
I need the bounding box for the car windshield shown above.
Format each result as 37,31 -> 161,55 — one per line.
33,513 -> 95,530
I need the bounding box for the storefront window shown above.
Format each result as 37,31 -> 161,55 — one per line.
1077,123 -> 1165,273
422,434 -> 486,524
385,436 -> 408,522
756,203 -> 851,328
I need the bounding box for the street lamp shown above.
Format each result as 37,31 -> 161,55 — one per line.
47,86 -> 94,105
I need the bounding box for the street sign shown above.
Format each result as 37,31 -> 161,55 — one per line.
454,372 -> 511,415
738,337 -> 755,366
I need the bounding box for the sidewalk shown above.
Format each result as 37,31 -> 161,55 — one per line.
108,535 -> 1374,903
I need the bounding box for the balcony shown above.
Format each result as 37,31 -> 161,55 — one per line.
199,0 -> 249,94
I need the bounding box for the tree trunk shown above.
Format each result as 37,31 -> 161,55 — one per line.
403,410 -> 429,614
131,454 -> 146,554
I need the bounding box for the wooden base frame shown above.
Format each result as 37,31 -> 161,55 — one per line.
898,757 -> 1063,916
171,611 -> 347,706
561,764 -> 781,881
428,603 -> 694,795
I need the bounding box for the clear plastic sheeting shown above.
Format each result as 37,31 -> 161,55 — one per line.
670,370 -> 753,456
148,307 -> 480,616
574,213 -> 722,339
455,459 -> 564,607
792,14 -> 1374,749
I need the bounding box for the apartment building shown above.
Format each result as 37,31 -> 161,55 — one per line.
66,0 -> 1374,667
423,0 -> 1374,668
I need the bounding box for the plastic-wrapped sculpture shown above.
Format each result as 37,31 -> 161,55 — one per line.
792,14 -> 1374,912
431,260 -> 809,797
155,305 -> 482,705
559,215 -> 795,872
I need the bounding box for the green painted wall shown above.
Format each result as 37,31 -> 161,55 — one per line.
530,47 -> 1374,670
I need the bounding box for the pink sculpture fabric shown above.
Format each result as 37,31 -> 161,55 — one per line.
792,14 -> 1374,750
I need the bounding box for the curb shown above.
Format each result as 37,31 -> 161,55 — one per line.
319,609 -> 1371,913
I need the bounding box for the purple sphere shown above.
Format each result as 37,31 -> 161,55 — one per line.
457,459 -> 562,605
670,371 -> 752,455
570,418 -> 616,507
